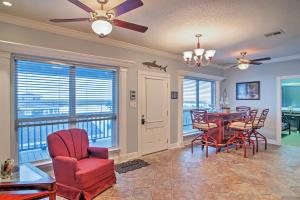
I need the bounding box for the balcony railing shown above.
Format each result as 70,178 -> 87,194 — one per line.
17,115 -> 115,163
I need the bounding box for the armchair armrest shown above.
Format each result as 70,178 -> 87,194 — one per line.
88,147 -> 108,159
52,156 -> 78,186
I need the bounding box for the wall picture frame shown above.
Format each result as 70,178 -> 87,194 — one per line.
236,81 -> 260,100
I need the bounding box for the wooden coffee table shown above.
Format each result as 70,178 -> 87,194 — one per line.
0,163 -> 56,200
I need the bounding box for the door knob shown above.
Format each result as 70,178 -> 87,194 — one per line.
141,115 -> 146,125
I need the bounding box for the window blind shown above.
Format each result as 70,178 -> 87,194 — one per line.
182,77 -> 216,134
16,60 -> 70,119
15,59 -> 118,163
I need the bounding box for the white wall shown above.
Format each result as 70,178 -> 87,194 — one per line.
0,21 -> 224,161
224,60 -> 300,141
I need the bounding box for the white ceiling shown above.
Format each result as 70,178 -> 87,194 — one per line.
1,0 -> 300,67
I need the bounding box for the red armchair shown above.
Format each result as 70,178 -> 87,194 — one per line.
47,128 -> 116,200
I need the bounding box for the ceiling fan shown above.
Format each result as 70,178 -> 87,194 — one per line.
229,51 -> 271,70
50,0 -> 148,37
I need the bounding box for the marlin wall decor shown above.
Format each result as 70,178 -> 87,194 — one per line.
142,61 -> 168,72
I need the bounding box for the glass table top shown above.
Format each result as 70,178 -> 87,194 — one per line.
0,163 -> 53,184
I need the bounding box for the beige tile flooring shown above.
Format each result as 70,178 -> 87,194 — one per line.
55,144 -> 300,200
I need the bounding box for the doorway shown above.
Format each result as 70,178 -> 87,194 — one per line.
138,71 -> 170,155
280,77 -> 300,147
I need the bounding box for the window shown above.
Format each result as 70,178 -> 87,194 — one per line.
15,59 -> 118,163
183,77 -> 216,134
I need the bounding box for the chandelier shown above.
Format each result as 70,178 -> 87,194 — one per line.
183,34 -> 216,67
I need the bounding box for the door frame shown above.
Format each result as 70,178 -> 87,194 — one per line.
137,70 -> 170,156
276,74 -> 300,145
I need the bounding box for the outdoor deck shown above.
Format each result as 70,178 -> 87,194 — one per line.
19,138 -> 112,163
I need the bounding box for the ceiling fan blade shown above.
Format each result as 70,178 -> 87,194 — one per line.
67,0 -> 95,13
111,0 -> 143,17
249,61 -> 263,65
113,19 -> 148,33
230,64 -> 239,68
250,57 -> 271,62
50,18 -> 90,23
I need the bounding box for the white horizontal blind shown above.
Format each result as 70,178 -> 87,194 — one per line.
183,79 -> 197,109
75,67 -> 117,116
183,77 -> 216,134
16,60 -> 70,119
199,81 -> 213,107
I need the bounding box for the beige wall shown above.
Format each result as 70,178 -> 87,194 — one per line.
0,52 -> 12,162
0,21 -> 224,161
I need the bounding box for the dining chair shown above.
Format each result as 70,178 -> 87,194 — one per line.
236,106 -> 251,120
282,112 -> 291,135
190,109 -> 219,158
251,109 -> 269,152
226,109 -> 258,158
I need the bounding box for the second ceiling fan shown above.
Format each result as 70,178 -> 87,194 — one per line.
230,51 -> 271,70
50,0 -> 148,37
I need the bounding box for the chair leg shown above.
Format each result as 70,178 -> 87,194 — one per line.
206,141 -> 209,158
243,141 -> 247,158
251,140 -> 255,155
252,130 -> 259,152
191,141 -> 194,154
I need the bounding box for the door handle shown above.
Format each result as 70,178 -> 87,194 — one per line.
141,115 -> 146,125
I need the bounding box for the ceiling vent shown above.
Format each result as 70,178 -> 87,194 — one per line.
264,29 -> 285,38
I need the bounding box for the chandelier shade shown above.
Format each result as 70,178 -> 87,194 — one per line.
91,20 -> 113,37
194,48 -> 205,56
182,34 -> 216,67
183,51 -> 193,62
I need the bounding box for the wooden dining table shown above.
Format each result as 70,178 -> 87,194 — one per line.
207,110 -> 245,146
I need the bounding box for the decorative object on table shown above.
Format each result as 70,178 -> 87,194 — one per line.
183,34 -> 216,67
115,159 -> 150,174
142,61 -> 168,72
236,81 -> 260,100
227,51 -> 271,70
171,91 -> 178,99
0,158 -> 14,179
49,0 -> 148,38
220,88 -> 230,109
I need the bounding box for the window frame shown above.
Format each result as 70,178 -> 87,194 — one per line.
13,55 -> 119,163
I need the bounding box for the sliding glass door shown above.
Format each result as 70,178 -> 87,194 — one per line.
183,77 -> 216,134
15,59 -> 118,163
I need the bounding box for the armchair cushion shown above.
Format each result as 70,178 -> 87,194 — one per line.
76,158 -> 115,189
88,147 -> 108,159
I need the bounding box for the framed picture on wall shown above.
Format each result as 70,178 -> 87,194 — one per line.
236,81 -> 260,100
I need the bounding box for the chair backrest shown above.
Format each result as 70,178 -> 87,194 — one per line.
47,128 -> 89,160
282,112 -> 288,123
236,106 -> 251,118
190,109 -> 209,128
255,109 -> 269,128
243,109 -> 258,127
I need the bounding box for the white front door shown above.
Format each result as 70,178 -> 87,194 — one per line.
140,73 -> 169,155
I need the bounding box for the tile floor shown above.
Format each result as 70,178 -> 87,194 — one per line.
54,144 -> 300,200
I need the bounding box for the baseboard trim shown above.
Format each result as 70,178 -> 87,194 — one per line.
267,139 -> 280,145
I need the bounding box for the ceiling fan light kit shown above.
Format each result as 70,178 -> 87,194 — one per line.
238,63 -> 249,70
91,19 -> 113,37
183,34 -> 216,67
50,0 -> 148,38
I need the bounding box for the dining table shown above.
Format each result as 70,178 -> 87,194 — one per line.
207,109 -> 245,147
